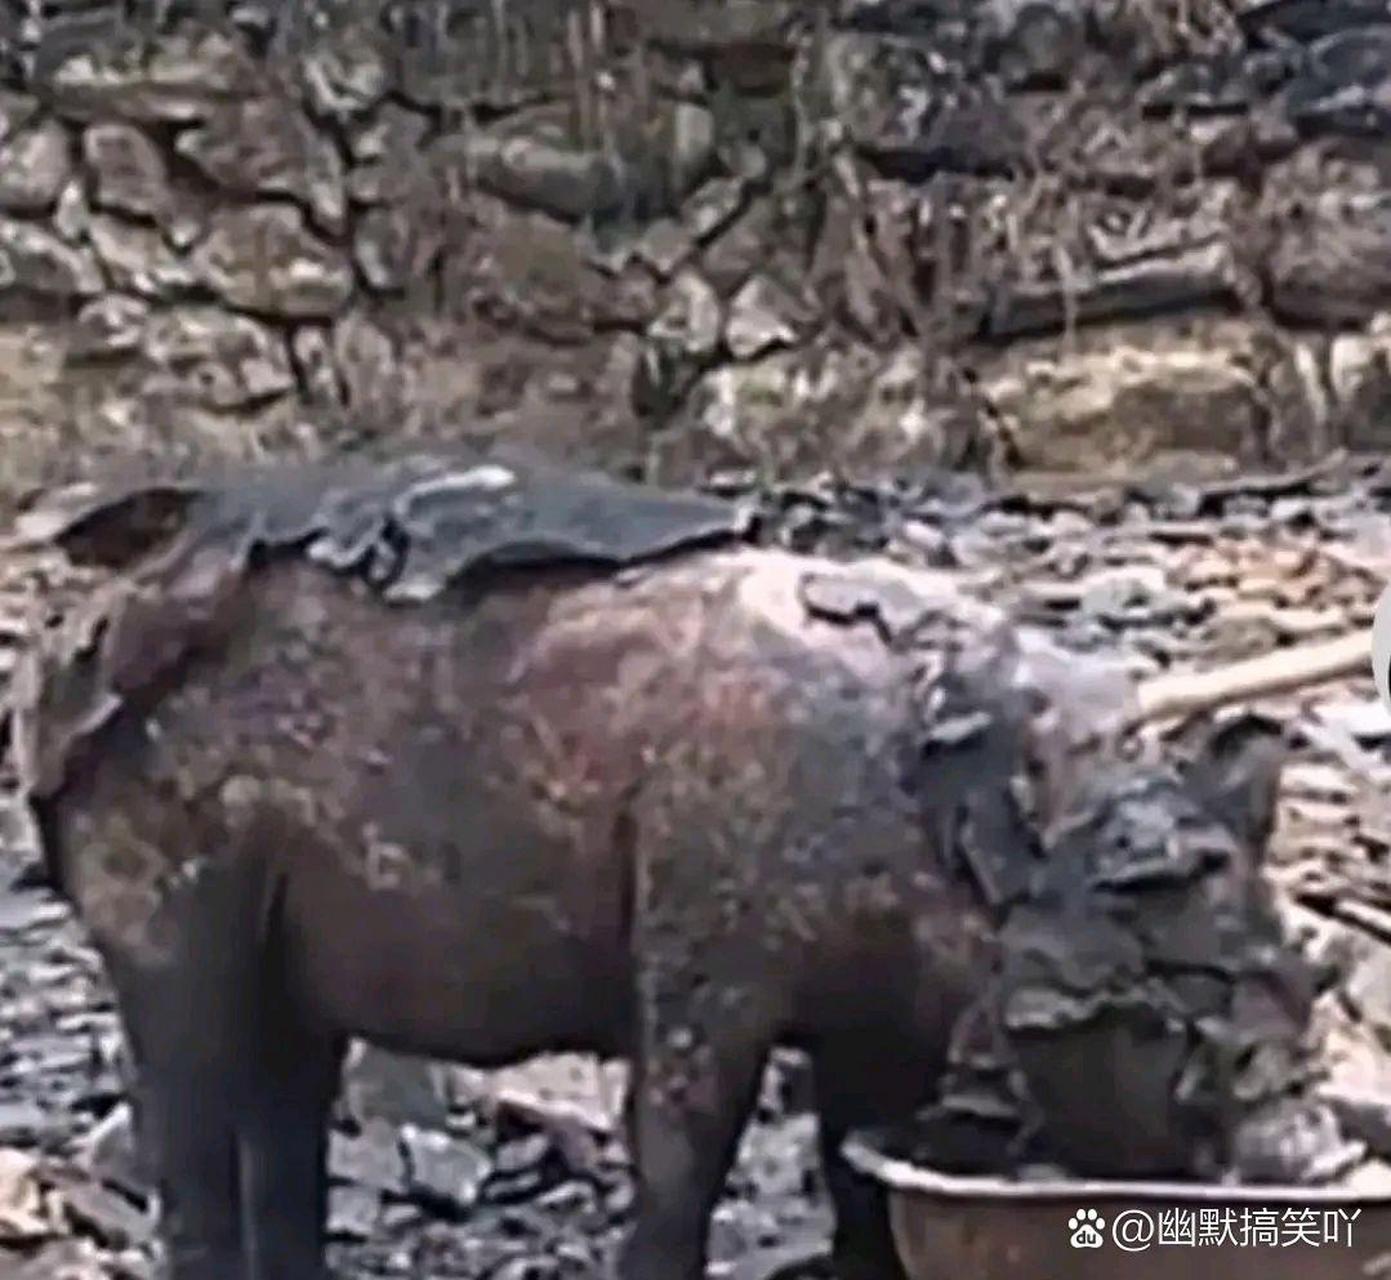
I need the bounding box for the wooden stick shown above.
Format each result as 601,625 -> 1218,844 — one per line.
1132,631 -> 1371,726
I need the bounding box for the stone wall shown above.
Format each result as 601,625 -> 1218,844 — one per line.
1,0 -> 1391,507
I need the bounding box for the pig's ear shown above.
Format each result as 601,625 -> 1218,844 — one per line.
1181,711 -> 1287,856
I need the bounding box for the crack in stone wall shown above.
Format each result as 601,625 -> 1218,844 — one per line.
1,0 -> 1391,509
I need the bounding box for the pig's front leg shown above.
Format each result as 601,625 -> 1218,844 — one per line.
812,1041 -> 922,1280
238,999 -> 343,1280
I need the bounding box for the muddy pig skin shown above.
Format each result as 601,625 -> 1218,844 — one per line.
17,537 -> 1039,1280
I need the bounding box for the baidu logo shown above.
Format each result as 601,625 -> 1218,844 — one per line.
1376,583 -> 1391,714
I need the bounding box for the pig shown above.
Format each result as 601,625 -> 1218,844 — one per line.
5,453 -> 1289,1280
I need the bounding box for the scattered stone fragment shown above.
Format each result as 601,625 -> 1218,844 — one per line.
0,894 -> 65,935
401,1126 -> 492,1214
1315,698 -> 1391,743
1347,947 -> 1391,1050
0,1100 -> 47,1143
342,1045 -> 449,1132
76,1105 -> 146,1202
1231,1098 -> 1366,1184
0,1148 -> 50,1243
1324,1087 -> 1391,1160
7,1239 -> 108,1279
327,1183 -> 380,1241
61,1178 -> 151,1249
328,1120 -> 407,1196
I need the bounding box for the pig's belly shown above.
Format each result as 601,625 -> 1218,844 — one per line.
280,854 -> 633,1066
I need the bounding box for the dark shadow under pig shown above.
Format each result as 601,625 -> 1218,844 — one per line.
5,456 -> 1291,1280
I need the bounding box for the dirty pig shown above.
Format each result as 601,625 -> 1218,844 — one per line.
4,456 -> 1272,1280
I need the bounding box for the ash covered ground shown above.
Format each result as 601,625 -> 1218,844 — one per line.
3,457 -> 1391,1277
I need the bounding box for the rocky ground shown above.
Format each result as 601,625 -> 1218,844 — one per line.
2,455 -> 1391,1277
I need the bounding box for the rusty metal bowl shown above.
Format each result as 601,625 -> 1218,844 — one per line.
843,1132 -> 1391,1280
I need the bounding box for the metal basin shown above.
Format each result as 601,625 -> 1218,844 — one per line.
843,1133 -> 1391,1280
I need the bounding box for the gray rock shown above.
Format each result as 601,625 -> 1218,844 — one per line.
725,276 -> 803,361
633,219 -> 695,279
1347,944 -> 1391,1048
290,324 -> 343,406
401,1126 -> 492,1212
637,270 -> 724,413
331,314 -> 404,417
192,206 -> 354,318
0,91 -> 39,144
651,271 -> 724,361
354,205 -> 444,293
342,1044 -> 449,1132
1313,697 -> 1391,743
329,1119 -> 407,1195
0,894 -> 65,935
670,101 -> 717,199
0,120 -> 72,214
52,180 -> 90,244
77,1103 -> 148,1201
1324,1087 -> 1391,1161
302,27 -> 393,122
347,102 -> 430,165
346,155 -> 429,208
492,1132 -> 551,1180
0,1099 -> 46,1143
83,123 -> 170,222
684,177 -> 747,243
87,215 -> 198,299
327,1183 -> 380,1240
432,132 -> 630,224
143,308 -> 295,409
176,99 -> 346,234
70,294 -> 150,358
62,1178 -> 152,1249
0,218 -> 102,297
1231,1098 -> 1365,1185
43,30 -> 260,123
9,1241 -> 107,1280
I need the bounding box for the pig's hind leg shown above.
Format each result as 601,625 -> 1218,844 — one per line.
237,887 -> 345,1280
103,857 -> 272,1280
